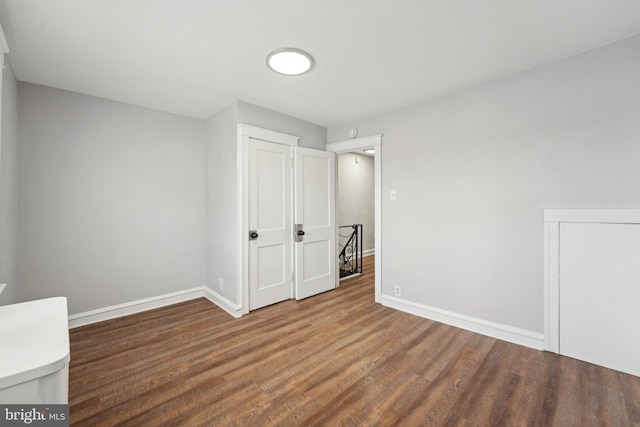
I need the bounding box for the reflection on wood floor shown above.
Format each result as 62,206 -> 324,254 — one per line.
69,255 -> 640,426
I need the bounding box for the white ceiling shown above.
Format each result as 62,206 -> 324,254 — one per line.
1,1 -> 640,127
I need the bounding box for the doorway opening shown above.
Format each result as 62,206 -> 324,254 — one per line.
337,151 -> 374,280
327,135 -> 382,303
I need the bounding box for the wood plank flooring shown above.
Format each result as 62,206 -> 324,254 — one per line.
69,256 -> 640,426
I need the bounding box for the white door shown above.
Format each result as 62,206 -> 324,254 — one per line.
559,222 -> 640,377
294,147 -> 336,299
248,138 -> 292,310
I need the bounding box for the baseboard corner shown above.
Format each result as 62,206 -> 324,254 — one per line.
202,287 -> 243,318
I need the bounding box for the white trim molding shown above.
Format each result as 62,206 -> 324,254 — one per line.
381,295 -> 545,350
327,134 -> 382,303
543,208 -> 640,353
68,286 -> 241,328
68,287 -> 205,328
326,134 -> 382,153
237,123 -> 299,146
544,221 -> 560,353
544,208 -> 640,224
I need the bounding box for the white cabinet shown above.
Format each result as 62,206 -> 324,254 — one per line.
0,297 -> 70,403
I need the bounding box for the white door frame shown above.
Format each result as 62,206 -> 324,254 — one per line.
237,124 -> 299,315
326,135 -> 382,303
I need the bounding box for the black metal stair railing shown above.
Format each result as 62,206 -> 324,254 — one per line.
338,224 -> 363,278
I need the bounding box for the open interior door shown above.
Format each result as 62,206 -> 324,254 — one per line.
294,147 -> 336,299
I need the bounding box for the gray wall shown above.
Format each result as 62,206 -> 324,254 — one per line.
238,101 -> 326,150
337,153 -> 374,252
0,55 -> 18,305
12,91 -> 324,314
17,83 -> 206,314
328,35 -> 640,334
206,102 -> 239,304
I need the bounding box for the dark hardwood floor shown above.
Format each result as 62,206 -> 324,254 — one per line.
69,256 -> 640,426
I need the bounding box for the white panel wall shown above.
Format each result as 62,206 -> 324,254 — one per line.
328,35 -> 640,333
17,83 -> 206,315
559,221 -> 640,377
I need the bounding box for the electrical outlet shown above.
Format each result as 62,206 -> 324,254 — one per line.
394,286 -> 401,297
218,278 -> 224,290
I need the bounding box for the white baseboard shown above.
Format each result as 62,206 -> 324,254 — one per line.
68,286 -> 241,328
380,295 -> 545,350
362,249 -> 375,258
202,287 -> 242,318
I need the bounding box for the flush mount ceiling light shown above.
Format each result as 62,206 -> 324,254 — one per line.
266,48 -> 314,76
